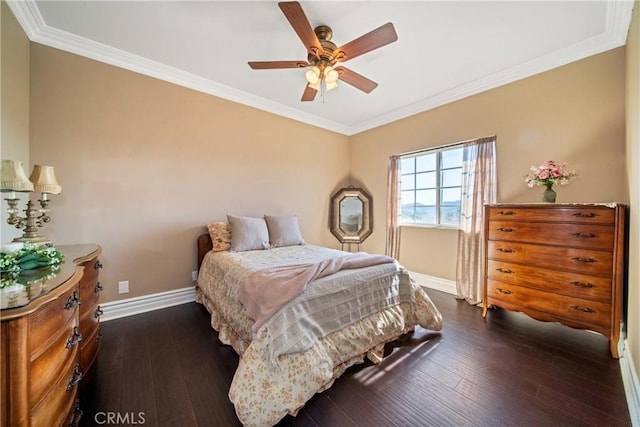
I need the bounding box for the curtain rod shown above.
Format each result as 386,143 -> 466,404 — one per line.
395,134 -> 497,157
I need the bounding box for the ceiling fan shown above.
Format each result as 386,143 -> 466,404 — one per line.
248,1 -> 398,102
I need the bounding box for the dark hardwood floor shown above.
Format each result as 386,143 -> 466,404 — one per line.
79,289 -> 631,426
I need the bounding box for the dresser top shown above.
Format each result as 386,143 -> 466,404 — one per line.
0,244 -> 101,317
489,202 -> 625,208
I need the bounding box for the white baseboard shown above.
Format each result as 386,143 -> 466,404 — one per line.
620,339 -> 640,426
100,286 -> 196,322
409,271 -> 456,295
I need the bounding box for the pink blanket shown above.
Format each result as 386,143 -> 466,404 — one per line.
238,252 -> 395,331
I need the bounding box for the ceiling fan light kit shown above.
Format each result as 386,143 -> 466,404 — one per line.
248,1 -> 398,102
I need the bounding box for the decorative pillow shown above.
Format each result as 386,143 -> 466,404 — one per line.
227,215 -> 270,252
207,222 -> 231,252
264,214 -> 305,247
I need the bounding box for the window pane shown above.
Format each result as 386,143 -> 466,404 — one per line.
400,157 -> 415,174
416,205 -> 436,224
440,205 -> 460,225
401,190 -> 415,205
441,187 -> 461,204
416,154 -> 435,172
441,168 -> 462,187
416,171 -> 436,189
400,175 -> 415,191
416,189 -> 436,206
441,148 -> 463,168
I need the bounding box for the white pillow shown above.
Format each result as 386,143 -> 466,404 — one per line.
264,215 -> 305,247
227,215 -> 270,252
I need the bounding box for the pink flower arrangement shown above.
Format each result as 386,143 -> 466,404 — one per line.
525,160 -> 578,188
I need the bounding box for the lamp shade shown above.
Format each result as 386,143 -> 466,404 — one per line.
29,165 -> 62,194
1,160 -> 34,192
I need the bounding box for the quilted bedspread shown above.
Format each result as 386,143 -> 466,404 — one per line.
195,244 -> 442,426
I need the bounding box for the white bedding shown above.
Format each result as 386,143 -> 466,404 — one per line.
196,244 -> 442,426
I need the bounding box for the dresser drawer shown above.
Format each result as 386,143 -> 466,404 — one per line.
487,240 -> 613,275
80,303 -> 101,348
80,324 -> 101,375
488,221 -> 614,249
29,287 -> 80,356
487,260 -> 612,302
79,258 -> 100,288
486,279 -> 611,328
79,284 -> 100,318
30,359 -> 80,427
488,206 -> 615,224
29,314 -> 79,408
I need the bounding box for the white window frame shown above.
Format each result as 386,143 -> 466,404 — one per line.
398,145 -> 463,228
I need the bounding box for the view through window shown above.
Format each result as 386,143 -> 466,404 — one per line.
399,146 -> 463,226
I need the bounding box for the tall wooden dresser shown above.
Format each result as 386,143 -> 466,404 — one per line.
0,244 -> 102,426
482,204 -> 627,358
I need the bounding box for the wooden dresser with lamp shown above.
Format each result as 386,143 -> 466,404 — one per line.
482,204 -> 627,358
0,244 -> 102,427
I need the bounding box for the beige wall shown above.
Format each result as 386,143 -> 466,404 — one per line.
350,47 -> 627,281
1,1 -> 31,241
625,1 -> 640,401
28,44 -> 350,303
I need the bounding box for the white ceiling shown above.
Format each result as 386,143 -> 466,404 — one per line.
8,1 -> 635,135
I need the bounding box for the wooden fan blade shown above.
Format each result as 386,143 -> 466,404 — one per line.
301,84 -> 317,101
279,2 -> 322,55
335,66 -> 378,93
334,22 -> 398,62
248,61 -> 309,69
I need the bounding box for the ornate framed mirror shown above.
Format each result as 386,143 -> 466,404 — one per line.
330,187 -> 373,246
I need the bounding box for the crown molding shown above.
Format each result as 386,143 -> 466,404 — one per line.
7,0 -> 634,137
350,0 -> 635,135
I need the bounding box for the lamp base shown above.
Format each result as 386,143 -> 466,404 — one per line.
12,235 -> 50,245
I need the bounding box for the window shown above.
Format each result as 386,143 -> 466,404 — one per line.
399,146 -> 463,226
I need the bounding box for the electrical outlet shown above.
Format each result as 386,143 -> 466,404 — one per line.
118,280 -> 129,294
192,271 -> 198,281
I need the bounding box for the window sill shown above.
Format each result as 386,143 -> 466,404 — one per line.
400,223 -> 460,231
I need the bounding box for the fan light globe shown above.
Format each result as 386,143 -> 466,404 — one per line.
324,66 -> 339,84
305,66 -> 320,84
326,81 -> 338,91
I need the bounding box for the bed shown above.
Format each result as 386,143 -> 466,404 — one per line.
195,217 -> 443,426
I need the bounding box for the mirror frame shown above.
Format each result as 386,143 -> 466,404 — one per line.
330,187 -> 373,243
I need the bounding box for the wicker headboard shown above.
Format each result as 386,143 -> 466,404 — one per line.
197,233 -> 213,270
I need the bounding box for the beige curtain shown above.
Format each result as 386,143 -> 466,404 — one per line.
455,136 -> 497,304
385,155 -> 401,259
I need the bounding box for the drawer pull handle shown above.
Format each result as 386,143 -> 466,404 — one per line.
64,291 -> 81,310
94,260 -> 103,270
570,305 -> 595,313
571,281 -> 596,288
66,364 -> 83,391
95,306 -> 104,318
497,227 -> 516,232
496,268 -> 514,274
571,257 -> 597,263
96,330 -> 104,343
70,399 -> 83,425
66,327 -> 83,349
94,282 -> 103,293
571,232 -> 597,239
497,248 -> 515,253
573,212 -> 598,218
497,211 -> 516,216
496,287 -> 513,295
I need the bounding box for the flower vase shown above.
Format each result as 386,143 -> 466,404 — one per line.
542,184 -> 556,203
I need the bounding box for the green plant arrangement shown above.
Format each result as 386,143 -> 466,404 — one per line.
0,244 -> 64,288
